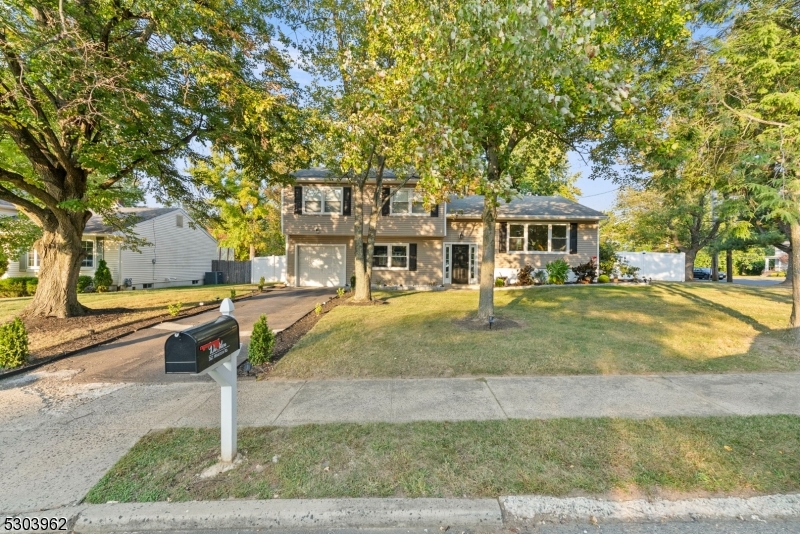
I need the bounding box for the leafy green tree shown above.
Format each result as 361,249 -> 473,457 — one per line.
0,0 -> 302,317
281,0 -> 419,302
190,153 -> 285,260
703,0 -> 800,330
408,0 -> 690,319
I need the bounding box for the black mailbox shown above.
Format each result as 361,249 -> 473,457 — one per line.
164,315 -> 240,374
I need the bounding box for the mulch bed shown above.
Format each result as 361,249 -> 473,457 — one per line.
251,295 -> 388,377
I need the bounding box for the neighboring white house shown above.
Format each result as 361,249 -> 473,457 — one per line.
764,244 -> 789,273
0,199 -> 17,217
3,205 -> 224,290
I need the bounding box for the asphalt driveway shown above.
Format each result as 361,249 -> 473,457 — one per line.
42,287 -> 336,384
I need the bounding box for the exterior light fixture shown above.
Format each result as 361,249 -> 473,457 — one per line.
459,231 -> 464,240
314,226 -> 321,234
488,315 -> 495,330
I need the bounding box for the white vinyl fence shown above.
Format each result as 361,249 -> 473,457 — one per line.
618,251 -> 686,282
251,255 -> 286,283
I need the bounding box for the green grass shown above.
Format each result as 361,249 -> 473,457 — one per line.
85,415 -> 800,503
271,283 -> 799,378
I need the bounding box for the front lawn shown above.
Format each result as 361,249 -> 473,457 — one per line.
270,283 -> 798,378
85,415 -> 800,502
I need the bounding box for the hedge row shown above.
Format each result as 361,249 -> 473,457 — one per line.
0,277 -> 38,298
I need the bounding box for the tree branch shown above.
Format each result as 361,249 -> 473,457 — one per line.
0,166 -> 61,210
720,99 -> 790,128
0,184 -> 49,224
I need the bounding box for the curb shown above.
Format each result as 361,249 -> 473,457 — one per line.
4,494 -> 799,532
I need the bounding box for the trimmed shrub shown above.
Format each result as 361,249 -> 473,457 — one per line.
0,277 -> 38,298
495,277 -> 506,287
315,302 -> 323,315
258,276 -> 265,291
94,259 -> 112,292
77,275 -> 94,292
0,317 -> 29,369
517,265 -> 534,286
598,274 -> 610,283
350,274 -> 356,288
230,289 -> 236,299
337,287 -> 345,298
248,314 -> 275,365
545,259 -> 570,285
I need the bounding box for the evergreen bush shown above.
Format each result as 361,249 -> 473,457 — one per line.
77,275 -> 94,292
598,274 -> 610,283
248,314 -> 275,365
0,317 -> 29,369
94,259 -> 112,291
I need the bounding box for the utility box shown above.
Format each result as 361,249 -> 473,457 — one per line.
204,271 -> 224,285
164,316 -> 240,374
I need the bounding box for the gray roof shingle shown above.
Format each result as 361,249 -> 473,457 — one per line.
447,195 -> 606,221
84,207 -> 180,234
292,167 -> 402,181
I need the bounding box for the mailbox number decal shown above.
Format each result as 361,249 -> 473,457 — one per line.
200,338 -> 230,362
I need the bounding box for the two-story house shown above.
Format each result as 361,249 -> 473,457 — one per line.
282,168 -> 606,287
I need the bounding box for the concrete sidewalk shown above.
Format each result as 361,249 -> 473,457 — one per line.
1,371 -> 799,513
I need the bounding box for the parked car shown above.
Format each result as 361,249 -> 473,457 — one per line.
692,267 -> 726,280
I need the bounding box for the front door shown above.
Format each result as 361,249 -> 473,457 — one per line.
452,245 -> 470,284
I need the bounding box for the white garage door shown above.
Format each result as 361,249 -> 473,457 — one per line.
297,245 -> 346,287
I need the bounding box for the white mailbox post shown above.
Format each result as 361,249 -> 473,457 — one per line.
163,297 -> 240,463
207,298 -> 239,462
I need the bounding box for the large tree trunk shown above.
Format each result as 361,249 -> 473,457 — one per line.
249,244 -> 256,261
777,242 -> 793,287
24,219 -> 89,318
477,193 -> 497,320
789,221 -> 800,335
353,183 -> 371,302
683,248 -> 699,281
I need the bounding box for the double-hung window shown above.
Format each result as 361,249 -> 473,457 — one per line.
507,224 -> 569,253
81,240 -> 94,267
390,189 -> 427,215
27,250 -> 40,270
373,244 -> 409,269
304,187 -> 343,214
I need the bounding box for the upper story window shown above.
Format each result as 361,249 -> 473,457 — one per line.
81,240 -> 95,267
304,187 -> 343,214
390,189 -> 427,215
507,223 -> 568,253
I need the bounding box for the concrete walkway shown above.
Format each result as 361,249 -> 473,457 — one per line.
2,370 -> 799,513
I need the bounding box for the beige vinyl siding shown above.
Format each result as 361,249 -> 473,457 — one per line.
371,238 -> 442,286
496,222 -> 598,269
288,235 -> 443,287
120,210 -> 217,289
446,221 -> 482,244
283,184 -> 445,238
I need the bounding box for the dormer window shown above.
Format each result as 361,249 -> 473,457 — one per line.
304,187 -> 343,214
391,189 -> 427,215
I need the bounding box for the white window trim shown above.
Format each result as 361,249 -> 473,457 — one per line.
372,243 -> 410,270
506,223 -> 569,254
389,189 -> 428,216
27,250 -> 40,271
303,186 -> 344,215
81,240 -> 95,268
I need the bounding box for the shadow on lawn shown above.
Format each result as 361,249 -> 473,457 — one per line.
659,284 -> 772,334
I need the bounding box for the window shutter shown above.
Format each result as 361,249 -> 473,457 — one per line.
570,223 -> 578,254
430,204 -> 439,217
343,187 -> 352,216
293,186 -> 303,214
381,187 -> 390,216
19,251 -> 28,271
362,242 -> 367,262
498,222 -> 507,253
409,243 -> 417,271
